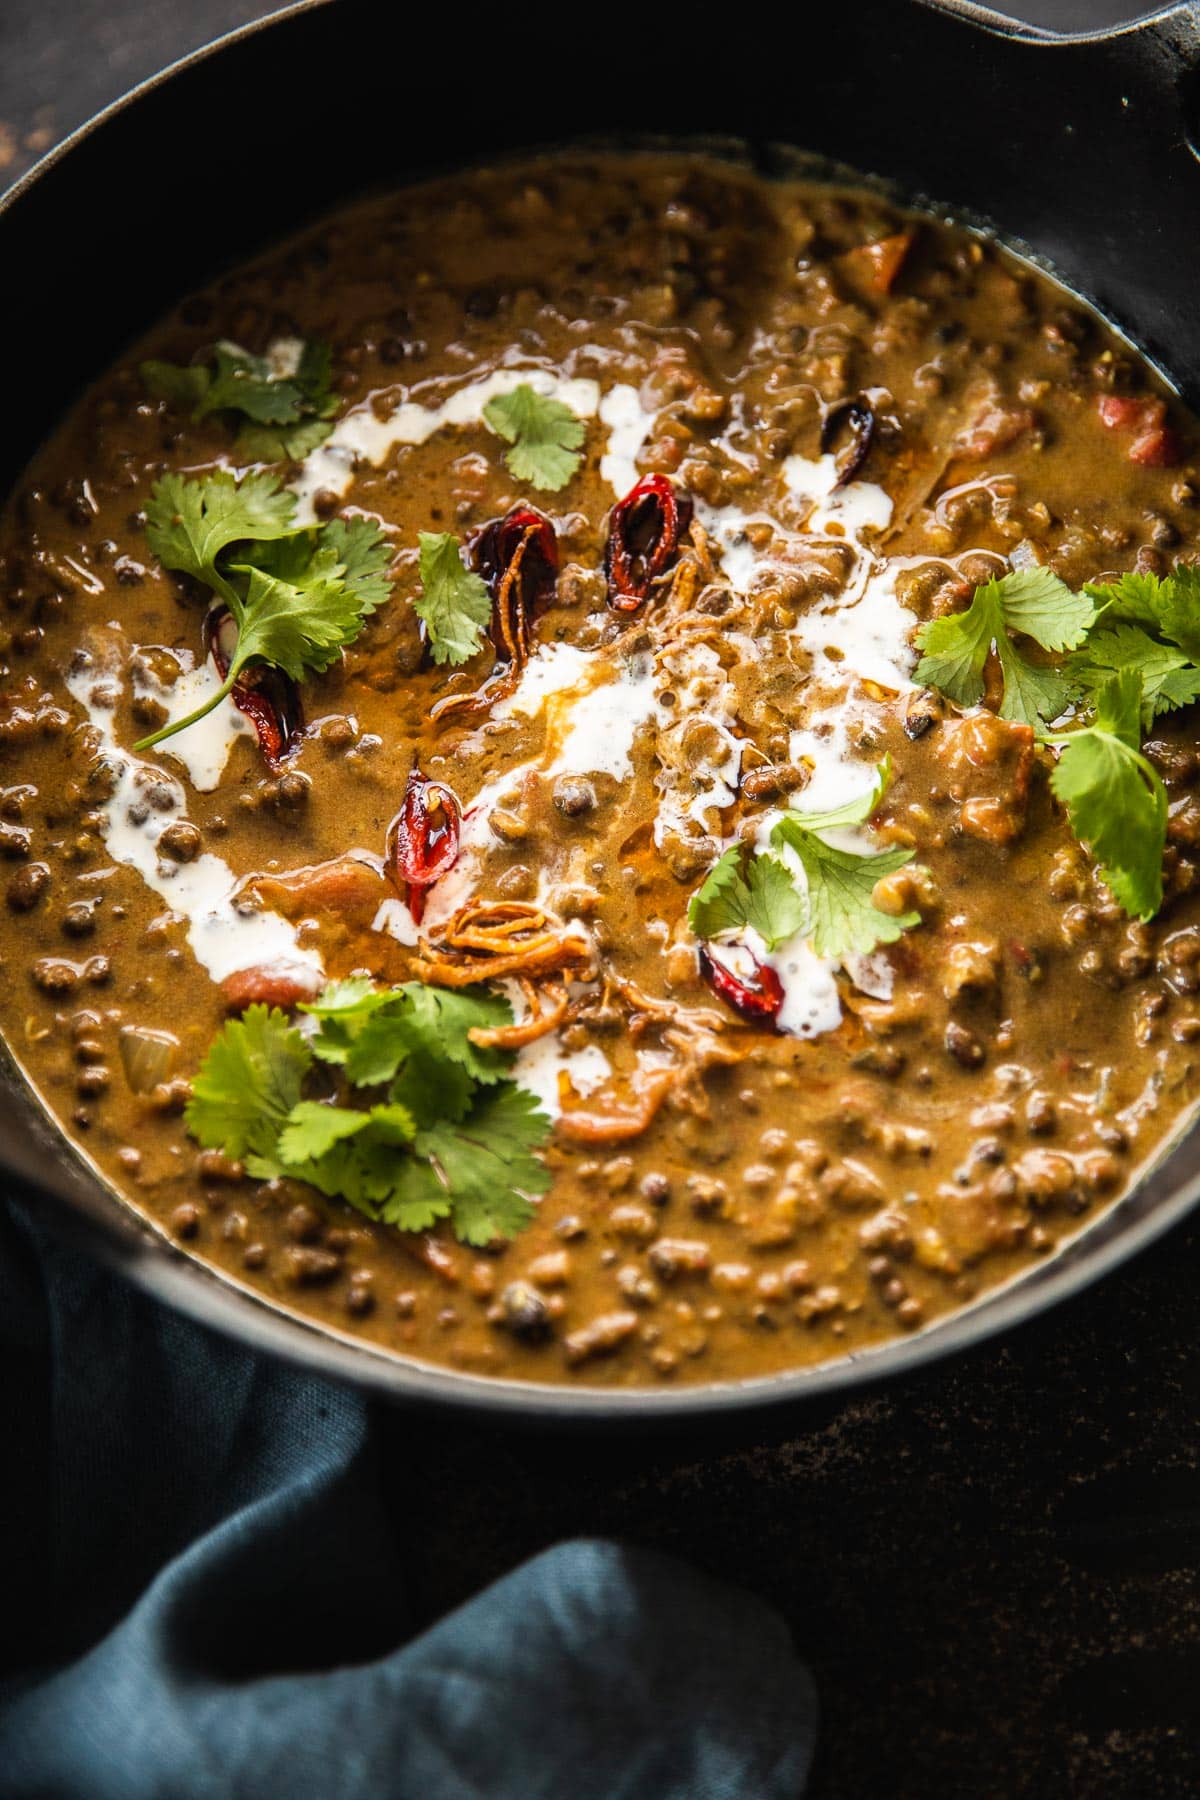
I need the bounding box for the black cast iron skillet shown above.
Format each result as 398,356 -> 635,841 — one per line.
3,0 -> 1200,1421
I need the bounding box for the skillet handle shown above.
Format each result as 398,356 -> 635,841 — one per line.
921,0 -> 1196,42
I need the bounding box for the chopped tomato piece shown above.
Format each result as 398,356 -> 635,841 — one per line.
1129,426 -> 1182,468
838,230 -> 914,296
954,403 -> 1035,460
1096,392 -> 1182,467
220,962 -> 324,1012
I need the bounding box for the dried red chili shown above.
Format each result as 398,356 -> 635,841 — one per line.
388,767 -> 462,925
604,474 -> 692,612
205,608 -> 303,771
697,942 -> 784,1028
431,508 -> 558,724
472,505 -> 558,664
821,394 -> 876,490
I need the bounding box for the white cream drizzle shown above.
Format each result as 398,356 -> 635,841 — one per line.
266,335 -> 306,379
513,1033 -> 612,1120
598,384 -> 655,497
371,896 -> 420,947
783,452 -> 894,537
67,647 -> 321,986
131,652 -> 253,794
547,663 -> 657,783
494,642 -> 660,784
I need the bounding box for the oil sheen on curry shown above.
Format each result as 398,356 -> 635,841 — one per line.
2,153 -> 1199,1387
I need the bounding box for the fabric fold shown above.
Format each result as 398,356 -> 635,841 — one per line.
0,1201 -> 816,1798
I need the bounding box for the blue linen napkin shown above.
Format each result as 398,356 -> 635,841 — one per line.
0,1198 -> 817,1798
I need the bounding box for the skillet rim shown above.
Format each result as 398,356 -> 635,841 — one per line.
3,0 -> 1200,1423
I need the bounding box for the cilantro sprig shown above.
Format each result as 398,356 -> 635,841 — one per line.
1070,565 -> 1200,721
689,760 -> 919,964
688,844 -> 807,950
141,337 -> 338,462
912,562 -> 1200,920
914,567 -> 1095,727
414,531 -> 492,665
1045,668 -> 1169,921
136,471 -> 392,752
186,981 -> 552,1245
483,383 -> 586,492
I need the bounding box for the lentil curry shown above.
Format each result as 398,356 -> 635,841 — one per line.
3,153 -> 1200,1387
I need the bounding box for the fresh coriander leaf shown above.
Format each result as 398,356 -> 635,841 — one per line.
913,587 -> 996,710
1065,622 -> 1200,722
254,1082 -> 549,1245
1084,570 -> 1168,629
417,1083 -> 552,1246
771,818 -> 917,959
142,337 -> 338,462
237,414 -> 336,463
687,845 -> 808,951
340,1013 -> 419,1088
232,561 -> 363,681
1047,669 -> 1167,920
390,1053 -> 476,1130
137,481 -> 392,753
308,982 -> 513,1090
742,855 -> 810,948
140,359 -> 211,412
915,569 -> 1093,726
415,532 -> 492,665
376,1157 -> 455,1233
1154,564 -> 1200,662
185,1005 -> 311,1161
278,1099 -> 416,1166
992,636 -> 1073,729
1094,665 -> 1145,746
253,1103 -> 421,1215
303,979 -> 396,1067
1083,565 -> 1200,660
991,566 -> 1096,651
200,341 -> 304,425
295,338 -> 334,405
319,517 -> 393,613
192,979 -> 551,1247
303,977 -> 393,1021
483,383 -> 586,492
393,984 -> 514,1085
144,469 -> 297,612
687,846 -> 744,938
277,1100 -> 376,1163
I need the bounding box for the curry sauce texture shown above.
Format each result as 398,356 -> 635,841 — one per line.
2,153 -> 1200,1387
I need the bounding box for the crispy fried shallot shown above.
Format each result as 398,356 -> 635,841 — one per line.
467,977 -> 571,1050
413,899 -> 594,989
555,1023 -> 745,1145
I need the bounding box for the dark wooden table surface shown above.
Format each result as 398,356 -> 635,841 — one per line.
3,4 -> 1199,1794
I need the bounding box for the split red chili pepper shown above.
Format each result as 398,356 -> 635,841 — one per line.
604,474 -> 692,612
205,608 -> 303,771
698,942 -> 784,1029
471,505 -> 559,665
388,767 -> 462,925
430,508 -> 558,725
821,394 -> 876,489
